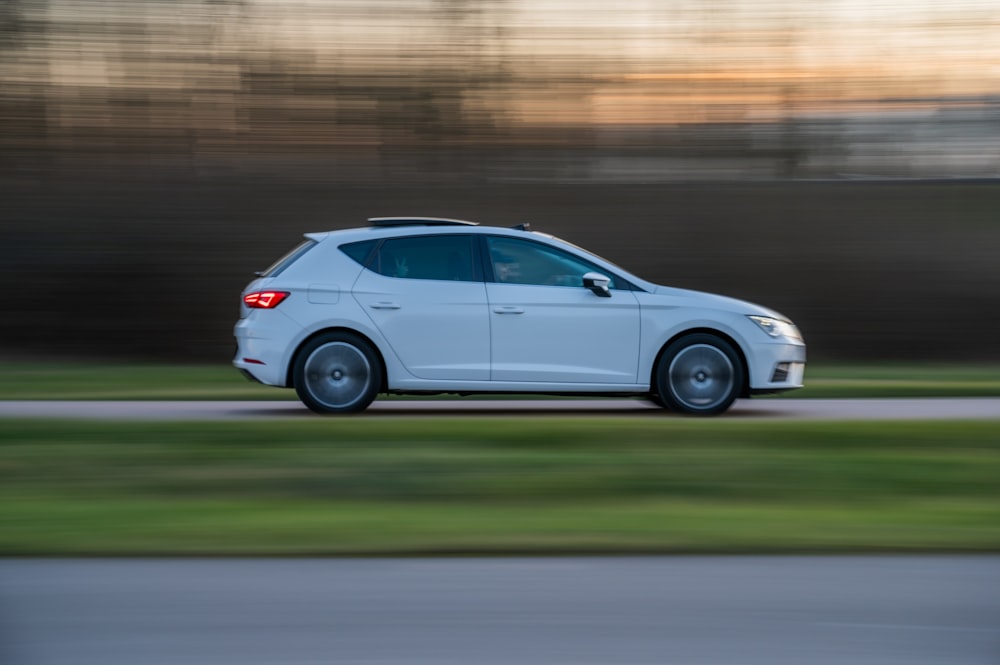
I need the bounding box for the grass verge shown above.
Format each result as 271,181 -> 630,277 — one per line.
1,362 -> 999,400
1,418 -> 998,555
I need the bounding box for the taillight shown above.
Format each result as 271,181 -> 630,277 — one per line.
244,291 -> 289,309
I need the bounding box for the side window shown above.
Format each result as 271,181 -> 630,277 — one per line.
372,235 -> 477,282
486,236 -> 616,289
339,239 -> 378,266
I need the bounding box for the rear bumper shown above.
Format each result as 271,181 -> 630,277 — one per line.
232,311 -> 303,386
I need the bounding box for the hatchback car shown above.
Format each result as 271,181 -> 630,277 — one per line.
234,217 -> 805,415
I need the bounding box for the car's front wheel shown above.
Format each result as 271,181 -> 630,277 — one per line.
656,334 -> 743,416
293,332 -> 382,414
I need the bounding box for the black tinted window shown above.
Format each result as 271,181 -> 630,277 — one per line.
373,235 -> 476,282
339,239 -> 378,266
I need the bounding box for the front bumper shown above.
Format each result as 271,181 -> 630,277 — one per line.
746,340 -> 807,393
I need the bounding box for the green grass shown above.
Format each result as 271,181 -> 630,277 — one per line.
2,418 -> 999,555
787,364 -> 1000,398
1,362 -> 999,400
0,363 -> 289,401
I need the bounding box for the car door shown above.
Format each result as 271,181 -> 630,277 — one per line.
352,234 -> 490,380
484,235 -> 641,383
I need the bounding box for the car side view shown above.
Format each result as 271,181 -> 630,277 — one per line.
234,217 -> 805,415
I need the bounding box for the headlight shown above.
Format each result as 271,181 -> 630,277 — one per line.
748,315 -> 802,341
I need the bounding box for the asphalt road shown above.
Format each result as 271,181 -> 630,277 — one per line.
1,557 -> 998,665
0,398 -> 999,420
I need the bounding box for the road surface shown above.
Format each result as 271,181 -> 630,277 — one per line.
0,397 -> 999,420
1,557 -> 998,665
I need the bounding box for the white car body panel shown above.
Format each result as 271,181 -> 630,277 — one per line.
352,269 -> 490,380
486,282 -> 640,383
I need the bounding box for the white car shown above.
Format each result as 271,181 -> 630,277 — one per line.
234,217 -> 805,415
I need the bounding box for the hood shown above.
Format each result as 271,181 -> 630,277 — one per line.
651,284 -> 789,321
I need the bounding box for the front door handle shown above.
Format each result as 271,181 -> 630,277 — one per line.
493,306 -> 525,315
370,301 -> 401,310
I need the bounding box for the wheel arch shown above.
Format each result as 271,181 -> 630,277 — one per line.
286,327 -> 389,393
649,328 -> 751,399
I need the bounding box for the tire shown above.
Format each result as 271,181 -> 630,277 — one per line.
655,333 -> 743,416
293,332 -> 382,414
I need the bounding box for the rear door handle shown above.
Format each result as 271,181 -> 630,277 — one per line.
370,301 -> 401,310
492,306 -> 524,315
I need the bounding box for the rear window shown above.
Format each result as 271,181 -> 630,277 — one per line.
259,239 -> 317,278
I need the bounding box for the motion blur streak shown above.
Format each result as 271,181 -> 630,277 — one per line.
2,558 -> 999,665
4,0 -> 999,175
2,0 -> 999,361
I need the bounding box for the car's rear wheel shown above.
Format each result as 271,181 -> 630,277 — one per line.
293,332 -> 382,414
656,334 -> 743,416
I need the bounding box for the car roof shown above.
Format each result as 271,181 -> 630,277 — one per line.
304,218 -> 547,243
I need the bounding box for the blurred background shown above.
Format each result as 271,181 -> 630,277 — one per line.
2,0 -> 999,362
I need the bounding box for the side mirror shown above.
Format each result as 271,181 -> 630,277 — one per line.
582,272 -> 612,298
